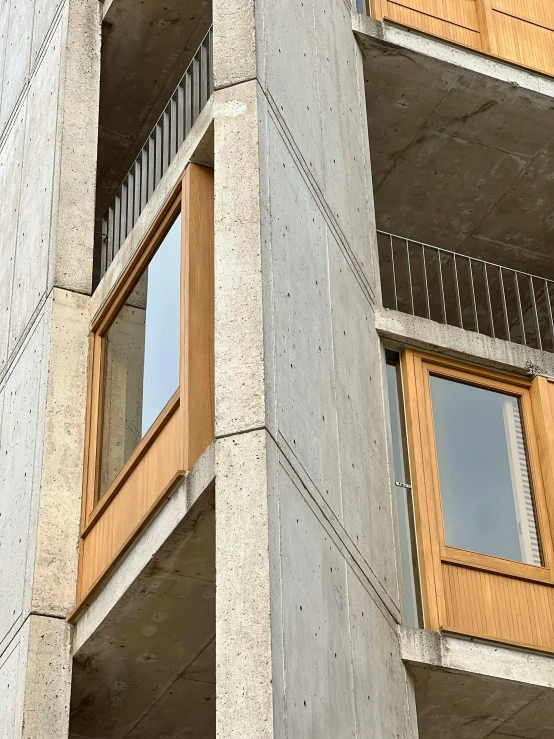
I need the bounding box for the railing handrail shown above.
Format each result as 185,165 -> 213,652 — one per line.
377,229 -> 554,353
99,25 -> 213,279
377,229 -> 554,285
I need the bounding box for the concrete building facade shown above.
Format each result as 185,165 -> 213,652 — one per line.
1,0 -> 554,737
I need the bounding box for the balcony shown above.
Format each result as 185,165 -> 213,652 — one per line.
378,230 -> 554,353
362,0 -> 554,78
97,27 -> 213,280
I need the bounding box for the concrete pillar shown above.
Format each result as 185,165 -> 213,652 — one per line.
0,0 -> 100,736
213,0 -> 419,736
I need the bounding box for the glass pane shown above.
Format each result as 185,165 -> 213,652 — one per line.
430,375 -> 541,566
99,215 -> 181,497
386,362 -> 420,628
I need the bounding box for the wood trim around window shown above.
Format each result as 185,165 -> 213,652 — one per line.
71,164 -> 214,618
401,349 -> 554,652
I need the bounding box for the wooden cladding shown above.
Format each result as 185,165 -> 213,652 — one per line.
72,164 -> 214,616
371,0 -> 554,77
402,350 -> 554,654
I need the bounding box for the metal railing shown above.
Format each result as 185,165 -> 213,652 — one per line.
99,27 -> 213,278
378,230 -> 554,353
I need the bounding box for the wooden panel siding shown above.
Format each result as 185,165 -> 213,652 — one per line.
371,0 -> 554,77
402,350 -> 554,655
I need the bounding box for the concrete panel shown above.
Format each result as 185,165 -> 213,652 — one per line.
315,0 -> 375,281
31,0 -> 64,68
347,568 -> 417,738
0,309 -> 49,653
0,636 -> 23,739
260,0 -> 325,186
266,117 -> 342,516
30,289 -> 89,618
276,463 -> 357,739
0,0 -> 33,133
0,1 -> 10,121
21,616 -> 73,739
9,20 -> 62,353
213,0 -> 255,88
328,239 -> 400,604
214,82 -> 264,437
0,102 -> 26,373
215,430 -> 273,739
50,0 -> 101,295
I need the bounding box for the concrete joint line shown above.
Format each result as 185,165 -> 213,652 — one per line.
0,288 -> 51,390
213,75 -> 258,93
215,425 -> 266,440
274,429 -> 401,627
262,86 -> 376,308
0,0 -> 66,154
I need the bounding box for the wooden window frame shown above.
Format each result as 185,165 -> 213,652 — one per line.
401,349 -> 554,633
72,164 -> 214,615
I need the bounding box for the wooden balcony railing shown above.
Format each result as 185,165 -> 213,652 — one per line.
369,0 -> 554,78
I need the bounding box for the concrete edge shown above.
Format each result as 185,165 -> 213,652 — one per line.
400,626 -> 554,689
375,306 -> 554,377
352,12 -> 554,100
72,441 -> 216,652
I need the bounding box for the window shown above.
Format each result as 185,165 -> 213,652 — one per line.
75,164 -> 214,609
99,214 -> 182,498
429,374 -> 541,566
398,349 -> 554,654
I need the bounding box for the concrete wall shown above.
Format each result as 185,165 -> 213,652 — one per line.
213,0 -> 418,735
0,0 -> 100,736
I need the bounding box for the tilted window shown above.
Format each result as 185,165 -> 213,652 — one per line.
74,164 -> 214,612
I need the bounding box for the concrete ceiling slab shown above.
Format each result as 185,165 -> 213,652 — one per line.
359,32 -> 554,280
96,0 -> 212,219
69,487 -> 215,739
409,662 -> 554,739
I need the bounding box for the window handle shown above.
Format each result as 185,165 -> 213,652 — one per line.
395,481 -> 412,489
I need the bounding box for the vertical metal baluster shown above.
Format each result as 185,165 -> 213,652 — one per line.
170,96 -> 178,160
529,276 -> 542,351
499,267 -> 510,343
200,37 -> 208,108
120,183 -> 128,247
390,235 -> 398,311
162,109 -> 170,176
177,83 -> 185,148
100,216 -> 108,277
514,272 -> 527,346
192,54 -> 200,122
185,72 -> 192,138
468,258 -> 479,333
421,243 -> 431,320
133,160 -> 141,228
155,123 -> 163,187
452,254 -> 463,329
106,206 -> 114,273
141,147 -> 149,212
147,135 -> 155,199
483,263 -> 495,338
437,248 -> 447,324
544,280 -> 554,352
126,173 -> 134,237
113,194 -> 121,258
405,239 -> 415,315
208,28 -> 214,97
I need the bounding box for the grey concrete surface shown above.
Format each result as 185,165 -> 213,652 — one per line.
354,14 -> 554,281
70,485 -> 215,739
375,306 -> 554,377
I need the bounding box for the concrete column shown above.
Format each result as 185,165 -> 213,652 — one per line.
213,0 -> 419,736
0,0 -> 100,736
